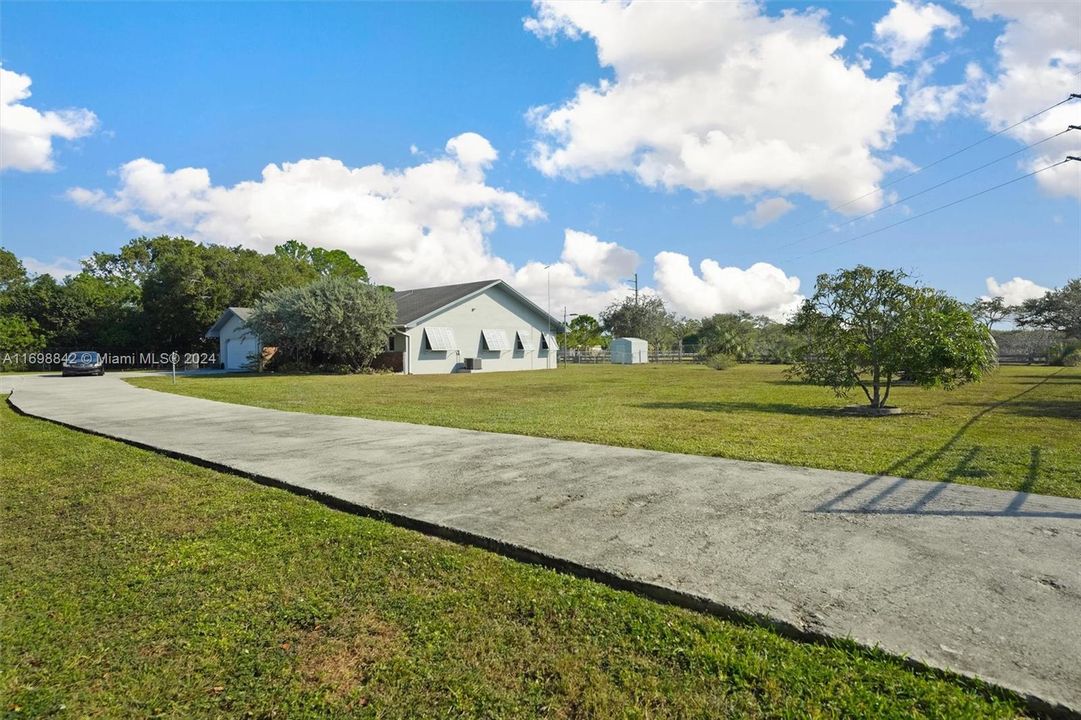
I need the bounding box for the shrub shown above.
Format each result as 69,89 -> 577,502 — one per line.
1050,340 -> 1081,367
705,353 -> 737,370
247,276 -> 396,371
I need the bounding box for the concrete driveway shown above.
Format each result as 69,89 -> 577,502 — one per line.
4,372 -> 1080,716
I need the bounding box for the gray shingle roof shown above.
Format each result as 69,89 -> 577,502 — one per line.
391,279 -> 497,326
209,280 -> 560,336
206,307 -> 254,338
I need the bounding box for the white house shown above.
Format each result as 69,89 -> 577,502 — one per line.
206,279 -> 564,374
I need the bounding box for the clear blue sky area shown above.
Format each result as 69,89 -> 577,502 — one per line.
1,1 -> 1078,313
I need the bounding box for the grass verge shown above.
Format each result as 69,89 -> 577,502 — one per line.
0,401 -> 1027,718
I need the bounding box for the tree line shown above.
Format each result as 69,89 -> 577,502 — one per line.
3,235 -> 1078,378
566,273 -> 1081,369
0,237 -> 371,362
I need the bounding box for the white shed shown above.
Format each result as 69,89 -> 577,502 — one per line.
206,307 -> 261,371
610,337 -> 649,364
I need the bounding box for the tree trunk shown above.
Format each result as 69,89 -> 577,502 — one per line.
871,366 -> 881,408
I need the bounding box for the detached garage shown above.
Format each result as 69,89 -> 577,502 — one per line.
206,307 -> 261,371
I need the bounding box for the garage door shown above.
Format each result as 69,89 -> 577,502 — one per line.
225,335 -> 260,371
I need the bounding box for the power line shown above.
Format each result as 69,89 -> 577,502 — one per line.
777,127 -> 1075,250
789,158 -> 1072,260
824,95 -> 1077,214
771,93 -> 1079,234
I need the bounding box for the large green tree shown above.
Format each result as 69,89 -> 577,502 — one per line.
1016,279 -> 1081,338
0,248 -> 27,295
788,266 -> 995,409
697,313 -> 757,358
246,276 -> 396,370
5,236 -> 368,355
968,296 -> 1013,330
565,314 -> 604,350
600,295 -> 677,349
275,240 -> 368,282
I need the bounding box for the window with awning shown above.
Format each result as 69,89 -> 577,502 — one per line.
482,329 -> 510,352
423,327 -> 457,352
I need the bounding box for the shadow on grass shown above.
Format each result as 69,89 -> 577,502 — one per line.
995,400 -> 1081,420
813,371 -> 1081,519
638,400 -> 840,417
813,446 -> 1079,519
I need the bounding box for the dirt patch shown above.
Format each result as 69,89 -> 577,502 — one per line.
292,613 -> 402,700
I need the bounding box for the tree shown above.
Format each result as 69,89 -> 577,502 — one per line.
600,295 -> 677,349
1016,279 -> 1081,338
0,315 -> 45,359
788,266 -> 995,409
969,296 -> 1013,329
247,276 -> 396,370
565,314 -> 603,350
697,313 -> 757,358
275,240 -> 368,281
0,247 -> 27,294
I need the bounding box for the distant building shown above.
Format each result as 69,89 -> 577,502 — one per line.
206,307 -> 260,371
206,279 -> 563,374
610,337 -> 649,364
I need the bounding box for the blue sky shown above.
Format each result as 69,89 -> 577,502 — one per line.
1,1 -> 1078,318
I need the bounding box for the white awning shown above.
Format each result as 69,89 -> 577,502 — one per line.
482,329 -> 510,352
515,330 -> 534,352
423,327 -> 457,352
542,333 -> 558,351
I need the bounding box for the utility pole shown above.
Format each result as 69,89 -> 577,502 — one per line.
561,307 -> 578,368
631,272 -> 638,306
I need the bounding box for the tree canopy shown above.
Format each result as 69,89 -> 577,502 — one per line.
565,314 -> 605,350
600,295 -> 678,349
788,266 -> 995,409
0,237 -> 371,358
968,296 -> 1013,330
1015,279 -> 1081,338
246,276 -> 395,370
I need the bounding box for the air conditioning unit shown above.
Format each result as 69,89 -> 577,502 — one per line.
464,357 -> 482,370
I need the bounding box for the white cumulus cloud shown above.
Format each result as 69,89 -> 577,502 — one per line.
560,228 -> 639,283
0,65 -> 97,172
21,256 -> 83,280
525,0 -> 902,214
733,197 -> 795,228
873,0 -> 963,66
963,1 -> 1081,200
66,139 -> 657,318
984,276 -> 1050,306
67,133 -> 546,293
653,251 -> 803,321
511,229 -> 641,317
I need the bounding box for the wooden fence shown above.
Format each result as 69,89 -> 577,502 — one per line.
562,349 -> 1052,366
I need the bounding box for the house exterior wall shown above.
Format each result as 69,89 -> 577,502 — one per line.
218,314 -> 261,371
402,286 -> 557,374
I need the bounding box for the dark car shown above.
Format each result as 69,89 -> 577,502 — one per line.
62,351 -> 105,377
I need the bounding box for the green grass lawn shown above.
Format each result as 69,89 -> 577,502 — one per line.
130,363 -> 1081,499
0,403 -> 1026,718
